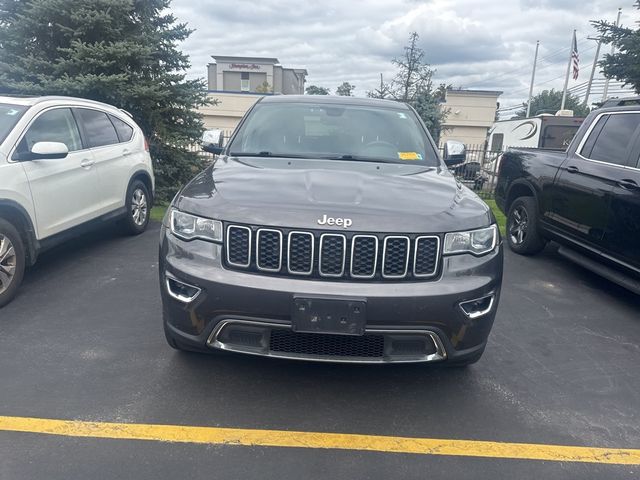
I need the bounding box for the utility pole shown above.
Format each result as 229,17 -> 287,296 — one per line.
526,40 -> 540,118
561,30 -> 576,111
602,7 -> 622,101
584,36 -> 602,106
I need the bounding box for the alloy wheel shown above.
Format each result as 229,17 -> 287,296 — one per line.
131,188 -> 148,226
0,234 -> 16,295
509,205 -> 529,245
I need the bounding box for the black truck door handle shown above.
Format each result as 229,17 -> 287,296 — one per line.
618,179 -> 639,190
566,165 -> 580,174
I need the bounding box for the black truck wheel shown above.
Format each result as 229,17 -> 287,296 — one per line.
506,196 -> 546,255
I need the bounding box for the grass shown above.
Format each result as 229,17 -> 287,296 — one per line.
150,204 -> 168,223
485,199 -> 506,235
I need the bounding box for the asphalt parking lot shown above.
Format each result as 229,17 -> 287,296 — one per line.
1,222 -> 639,479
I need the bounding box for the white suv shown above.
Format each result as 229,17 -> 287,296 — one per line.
0,96 -> 155,307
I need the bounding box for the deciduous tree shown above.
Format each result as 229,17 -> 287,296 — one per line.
336,82 -> 355,96
515,89 -> 590,118
384,32 -> 449,142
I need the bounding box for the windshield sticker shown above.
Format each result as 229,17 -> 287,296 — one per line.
396,112 -> 407,119
6,109 -> 20,116
398,152 -> 422,160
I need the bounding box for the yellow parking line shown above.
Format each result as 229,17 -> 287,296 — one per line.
1,415 -> 639,465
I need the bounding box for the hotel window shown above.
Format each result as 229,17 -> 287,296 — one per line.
241,72 -> 250,92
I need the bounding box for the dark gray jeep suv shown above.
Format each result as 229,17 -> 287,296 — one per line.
159,96 -> 503,366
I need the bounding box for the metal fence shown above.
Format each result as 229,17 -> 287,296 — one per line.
438,143 -> 503,200
186,142 -> 215,162
187,127 -> 236,162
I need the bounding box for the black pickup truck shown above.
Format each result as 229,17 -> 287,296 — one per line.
496,102 -> 640,294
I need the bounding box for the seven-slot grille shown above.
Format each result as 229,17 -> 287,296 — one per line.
225,225 -> 440,281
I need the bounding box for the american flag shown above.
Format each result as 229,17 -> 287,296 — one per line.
571,31 -> 579,80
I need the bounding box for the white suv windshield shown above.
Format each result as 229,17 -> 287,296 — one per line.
228,102 -> 439,166
0,103 -> 28,144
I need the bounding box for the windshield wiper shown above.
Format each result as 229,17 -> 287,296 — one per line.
321,155 -> 399,164
229,151 -> 309,159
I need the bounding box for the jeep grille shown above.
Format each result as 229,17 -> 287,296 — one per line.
224,225 -> 440,281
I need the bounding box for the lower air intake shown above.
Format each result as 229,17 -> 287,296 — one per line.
269,330 -> 385,358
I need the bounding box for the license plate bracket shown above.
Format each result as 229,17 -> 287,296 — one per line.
291,295 -> 367,336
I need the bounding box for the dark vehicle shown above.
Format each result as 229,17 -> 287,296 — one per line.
496,102 -> 640,294
159,96 -> 503,365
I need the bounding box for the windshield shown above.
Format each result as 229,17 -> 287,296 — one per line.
0,103 -> 28,144
228,102 -> 440,166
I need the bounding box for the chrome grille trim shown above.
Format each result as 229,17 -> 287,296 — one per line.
287,231 -> 315,275
413,236 -> 440,278
381,236 -> 410,279
226,225 -> 252,268
224,224 -> 441,281
319,233 -> 346,277
349,235 -> 379,279
256,228 -> 283,272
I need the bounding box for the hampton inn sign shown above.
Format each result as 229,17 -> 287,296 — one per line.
229,63 -> 261,70
207,55 -> 307,94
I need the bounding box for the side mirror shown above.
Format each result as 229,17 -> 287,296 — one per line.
202,144 -> 224,155
202,129 -> 224,155
30,141 -> 69,160
443,140 -> 466,167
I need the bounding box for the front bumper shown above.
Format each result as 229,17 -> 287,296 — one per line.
159,225 -> 503,364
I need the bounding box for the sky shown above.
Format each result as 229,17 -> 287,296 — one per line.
171,0 -> 637,115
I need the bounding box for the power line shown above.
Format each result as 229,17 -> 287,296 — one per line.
465,37 -> 595,89
506,61 -> 594,98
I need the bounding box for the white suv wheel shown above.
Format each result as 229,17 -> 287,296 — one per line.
131,188 -> 148,226
0,234 -> 16,295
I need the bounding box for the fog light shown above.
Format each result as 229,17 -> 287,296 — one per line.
459,294 -> 494,319
166,276 -> 201,303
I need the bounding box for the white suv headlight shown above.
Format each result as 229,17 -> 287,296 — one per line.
170,209 -> 223,243
444,225 -> 498,256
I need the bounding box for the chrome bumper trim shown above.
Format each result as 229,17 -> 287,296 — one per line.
206,318 -> 447,364
458,293 -> 495,319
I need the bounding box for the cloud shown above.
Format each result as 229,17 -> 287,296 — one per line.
172,0 -> 635,113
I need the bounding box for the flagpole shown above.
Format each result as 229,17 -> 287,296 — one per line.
560,30 -> 576,111
584,37 -> 602,106
526,40 -> 540,117
602,8 -> 622,101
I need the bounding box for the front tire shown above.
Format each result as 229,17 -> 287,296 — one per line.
0,219 -> 26,308
121,180 -> 150,235
506,196 -> 546,255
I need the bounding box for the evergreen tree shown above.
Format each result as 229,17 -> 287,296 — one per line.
0,0 -> 210,201
593,3 -> 640,93
366,73 -> 390,99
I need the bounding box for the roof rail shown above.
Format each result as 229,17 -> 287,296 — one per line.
600,96 -> 640,108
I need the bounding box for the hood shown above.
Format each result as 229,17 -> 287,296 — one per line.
176,156 -> 492,234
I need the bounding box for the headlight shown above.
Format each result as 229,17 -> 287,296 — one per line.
444,225 -> 498,256
170,209 -> 223,242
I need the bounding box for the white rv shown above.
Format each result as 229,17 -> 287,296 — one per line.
488,114 -> 584,151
